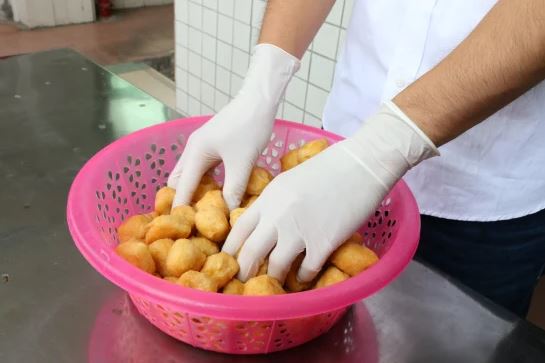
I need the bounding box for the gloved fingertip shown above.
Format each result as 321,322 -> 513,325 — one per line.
224,193 -> 242,212
223,161 -> 253,210
171,192 -> 189,210
236,261 -> 258,283
166,174 -> 179,189
222,212 -> 257,256
267,255 -> 293,284
221,242 -> 237,256
296,266 -> 321,284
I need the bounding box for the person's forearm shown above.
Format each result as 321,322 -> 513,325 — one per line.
394,0 -> 545,146
258,0 -> 336,59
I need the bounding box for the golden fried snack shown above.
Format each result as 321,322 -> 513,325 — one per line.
164,239 -> 206,277
330,242 -> 379,276
285,254 -> 313,292
257,258 -> 268,276
117,214 -> 154,243
177,270 -> 218,292
145,215 -> 191,244
190,236 -> 219,256
245,167 -> 273,196
195,207 -> 230,242
280,148 -> 299,171
171,205 -> 196,228
192,174 -> 220,203
243,275 -> 286,296
346,231 -> 364,245
195,190 -> 229,216
229,207 -> 246,227
163,276 -> 178,283
201,252 -> 239,288
240,195 -> 258,208
223,279 -> 244,295
297,138 -> 328,163
148,238 -> 174,276
313,266 -> 349,289
115,241 -> 156,274
154,187 -> 176,215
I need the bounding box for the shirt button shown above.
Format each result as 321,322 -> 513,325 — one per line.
396,79 -> 406,88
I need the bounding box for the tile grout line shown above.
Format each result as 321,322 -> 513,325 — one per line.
198,0 -> 204,114
180,20 -> 342,62
180,0 -> 338,125
332,0 -> 347,89
179,39 -> 335,92
229,0 -> 236,99
183,2 -> 190,114
213,0 -> 220,112
302,49 -> 313,126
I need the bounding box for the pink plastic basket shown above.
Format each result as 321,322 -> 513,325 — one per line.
67,116 -> 420,354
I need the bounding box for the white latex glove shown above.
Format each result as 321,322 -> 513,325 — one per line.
223,101 -> 439,283
168,44 -> 300,210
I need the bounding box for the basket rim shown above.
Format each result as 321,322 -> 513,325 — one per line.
67,116 -> 420,321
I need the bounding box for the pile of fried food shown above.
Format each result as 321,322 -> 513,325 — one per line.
115,139 -> 379,296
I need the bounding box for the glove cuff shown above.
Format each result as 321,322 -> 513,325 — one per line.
340,102 -> 439,190
238,43 -> 301,106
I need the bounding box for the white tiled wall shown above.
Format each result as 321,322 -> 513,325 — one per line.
175,0 -> 353,127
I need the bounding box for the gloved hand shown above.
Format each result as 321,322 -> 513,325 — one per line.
223,101 -> 439,283
168,44 -> 300,210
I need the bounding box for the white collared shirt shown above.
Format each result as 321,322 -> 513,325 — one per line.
323,0 -> 545,221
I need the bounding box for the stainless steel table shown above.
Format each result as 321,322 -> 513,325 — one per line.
1,49 -> 544,363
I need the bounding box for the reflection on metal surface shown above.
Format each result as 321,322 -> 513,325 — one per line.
0,49 -> 177,363
88,292 -> 378,363
105,75 -> 173,138
1,49 -> 545,363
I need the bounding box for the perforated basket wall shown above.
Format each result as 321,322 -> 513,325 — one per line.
67,116 -> 420,354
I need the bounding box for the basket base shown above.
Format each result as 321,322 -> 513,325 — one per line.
129,294 -> 349,354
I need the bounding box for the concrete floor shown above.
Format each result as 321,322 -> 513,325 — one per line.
0,3 -> 543,330
0,5 -> 174,64
0,5 -> 176,108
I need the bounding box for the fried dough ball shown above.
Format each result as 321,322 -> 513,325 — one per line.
313,266 -> 349,289
240,195 -> 258,208
154,187 -> 176,215
297,138 -> 328,163
243,275 -> 286,296
257,258 -> 268,276
285,254 -> 313,292
164,238 -> 206,277
229,207 -> 246,227
117,214 -> 154,243
192,174 -> 220,203
330,242 -> 379,276
164,276 -> 178,283
115,241 -> 156,274
201,252 -> 240,288
177,270 -> 218,292
171,205 -> 196,228
222,279 -> 245,295
245,167 -> 273,196
190,236 -> 219,256
148,238 -> 174,276
346,231 -> 364,245
195,190 -> 229,216
195,207 -> 230,242
280,148 -> 300,172
145,215 -> 191,244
